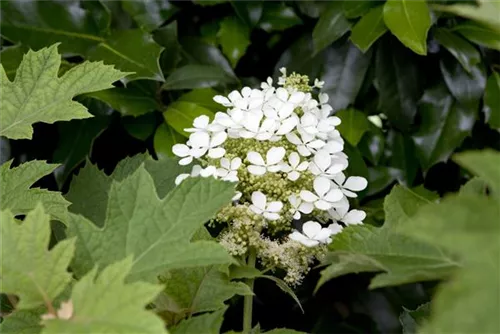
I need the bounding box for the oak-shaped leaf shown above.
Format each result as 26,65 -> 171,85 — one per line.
0,44 -> 128,140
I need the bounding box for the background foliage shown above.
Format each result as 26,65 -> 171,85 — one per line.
1,0 -> 499,333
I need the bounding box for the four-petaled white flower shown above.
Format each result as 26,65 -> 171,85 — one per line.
280,152 -> 309,181
289,221 -> 333,247
309,151 -> 345,179
217,157 -> 242,182
327,222 -> 343,235
288,194 -> 313,219
331,172 -> 368,198
249,191 -> 283,220
214,87 -> 263,111
189,131 -> 228,159
329,205 -> 366,225
172,144 -> 205,165
247,147 -> 286,175
300,177 -> 344,210
239,112 -> 277,140
286,132 -> 325,157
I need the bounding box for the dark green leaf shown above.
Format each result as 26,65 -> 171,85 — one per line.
163,101 -> 215,137
484,72 -> 500,129
336,109 -> 371,146
343,142 -> 369,181
400,303 -> 431,334
180,37 -> 235,77
383,0 -> 431,55
350,6 -> 388,53
163,65 -> 236,90
86,81 -> 160,117
217,16 -> 250,68
433,28 -> 481,73
260,275 -> 303,313
53,116 -> 110,187
322,43 -> 372,111
375,38 -> 423,131
384,130 -> 418,186
274,35 -> 323,80
122,0 -> 178,32
258,3 -> 302,32
358,123 -> 385,165
154,123 -> 185,159
154,21 -> 181,75
0,44 -> 26,80
342,0 -> 377,18
231,1 -> 263,27
412,84 -> 477,170
122,113 -> 157,141
366,166 -> 397,196
312,3 -> 350,54
432,1 -> 500,33
452,22 -> 500,51
440,54 -> 486,111
177,88 -> 222,112
192,0 -> 228,6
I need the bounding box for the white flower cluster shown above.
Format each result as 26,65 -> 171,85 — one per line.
172,68 -> 368,249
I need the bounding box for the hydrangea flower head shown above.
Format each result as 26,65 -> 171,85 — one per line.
172,69 -> 367,285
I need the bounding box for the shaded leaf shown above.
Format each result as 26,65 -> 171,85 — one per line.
231,1 -> 263,27
0,205 -> 75,309
384,130 -> 418,186
342,0 -> 377,19
122,0 -> 178,32
162,65 -> 236,90
180,37 -> 235,77
260,275 -> 304,313
0,44 -> 127,140
400,303 -> 430,334
383,0 -> 431,55
41,257 -> 166,334
432,0 -> 500,33
169,308 -> 226,334
452,22 -> 500,51
0,160 -> 70,222
350,6 -> 388,53
336,109 -> 371,146
274,35 -> 323,80
154,123 -> 185,159
453,150 -> 500,196
218,17 -> 250,68
163,101 -> 215,137
412,84 -> 477,170
177,88 -> 222,112
154,21 -> 181,75
358,123 -> 385,165
433,28 -> 481,73
122,113 -> 157,141
258,3 -> 302,32
0,44 -> 27,80
366,166 -> 397,197
484,72 -> 500,129
312,2 -> 350,54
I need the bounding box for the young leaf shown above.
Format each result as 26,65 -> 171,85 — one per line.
154,123 -> 185,159
218,16 -> 250,68
433,28 -> 481,73
317,185 -> 459,291
336,109 -> 371,146
0,205 -> 75,309
66,166 -> 235,281
383,0 -> 431,55
452,22 -> 500,51
0,160 -> 70,222
169,308 -> 226,334
350,6 -> 388,53
484,72 -> 500,130
0,44 -> 127,140
312,2 -> 350,54
41,257 -> 167,334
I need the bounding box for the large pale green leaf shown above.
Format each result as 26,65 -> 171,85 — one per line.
412,84 -> 477,170
312,2 -> 350,54
0,1 -> 164,81
218,16 -> 250,68
0,44 -> 127,140
154,123 -> 185,159
169,308 -> 226,334
440,54 -> 486,111
66,166 -> 235,281
163,101 -> 215,137
0,205 -> 75,309
452,22 -> 500,51
317,185 -> 458,290
484,72 -> 500,130
433,28 -> 481,73
383,0 -> 431,55
122,0 -> 178,32
432,0 -> 500,33
322,43 -> 372,111
375,38 -> 422,131
42,257 -> 166,334
162,65 -> 236,90
336,109 -> 370,146
0,160 -> 70,222
350,6 -> 387,53
397,150 -> 500,333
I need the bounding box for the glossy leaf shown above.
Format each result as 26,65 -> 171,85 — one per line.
258,3 -> 302,32
163,101 -> 215,137
0,205 -> 75,309
384,130 -> 418,186
66,167 -> 235,281
440,54 -> 486,111
177,88 -> 222,112
231,1 -> 263,27
452,22 -> 500,51
366,166 -> 397,197
383,0 -> 431,55
484,72 -> 500,129
122,113 -> 157,141
350,6 -> 388,53
218,16 -> 250,68
154,21 -> 181,75
180,37 -> 235,77
162,65 -> 235,90
154,123 -> 185,158
122,0 -> 178,32
433,28 -> 481,73
342,0 -> 377,18
432,0 -> 500,33
375,38 -> 423,131
358,123 -> 385,165
412,84 -> 477,171
0,44 -> 127,140
336,109 -> 371,146
274,35 -> 323,80
322,43 -> 372,111
312,2 -> 350,54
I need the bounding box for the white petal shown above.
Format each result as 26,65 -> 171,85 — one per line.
247,165 -> 267,175
314,151 -> 331,171
293,211 -> 301,220
200,166 -> 217,177
191,147 -> 208,158
251,191 -> 267,210
302,221 -> 322,239
249,204 -> 263,214
232,191 -> 242,201
266,147 -> 286,165
266,201 -> 283,213
298,202 -> 314,214
326,164 -> 344,175
193,115 -> 210,129
228,90 -> 243,102
323,140 -> 343,154
343,210 -> 366,225
242,86 -> 252,97
189,132 -> 210,148
172,144 -> 190,157
319,93 -> 329,104
287,171 -> 300,181
215,112 -> 236,127
342,189 -> 358,198
314,176 -> 331,198
280,163 -> 292,173
300,190 -> 319,203
263,212 -> 280,220
214,95 -> 232,106
328,223 -> 343,235
297,161 -> 309,171
179,156 -> 193,165
247,151 -> 265,166
267,165 -> 282,173
230,157 -> 242,170
278,103 -> 294,119
344,176 -> 368,191
324,189 -> 344,203
276,117 -> 297,135
332,172 -> 346,186
314,228 -> 333,243
276,87 -> 289,101
191,165 -> 202,176
175,174 -> 189,185
297,145 -> 311,157
288,152 -> 300,168
288,194 -> 300,207
308,139 -> 326,149
216,168 -> 229,177
208,147 -> 225,159
220,157 -> 230,170
289,91 -> 305,104
328,208 -> 342,221
210,131 -> 228,147
243,112 -> 262,132
286,132 -> 302,145
289,231 -> 310,245
315,200 -> 333,210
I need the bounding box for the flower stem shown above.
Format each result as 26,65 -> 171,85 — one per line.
243,248 -> 257,333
